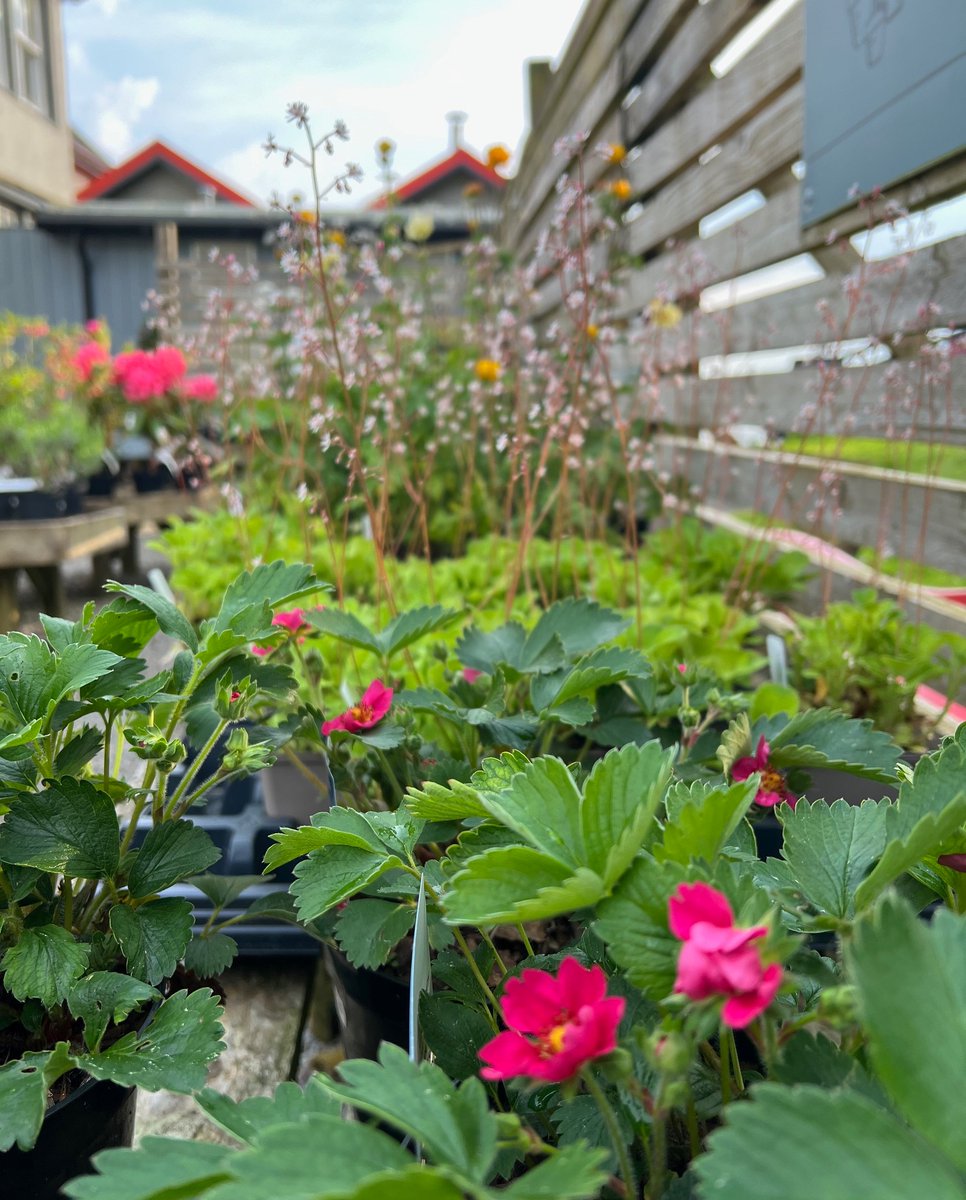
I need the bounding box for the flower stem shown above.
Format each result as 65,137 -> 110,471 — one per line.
727,1028 -> 745,1093
582,1070 -> 636,1197
686,1091 -> 701,1160
452,926 -> 500,1016
719,1025 -> 731,1106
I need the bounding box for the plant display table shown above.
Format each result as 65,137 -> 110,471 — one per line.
0,508 -> 128,629
87,485 -> 215,576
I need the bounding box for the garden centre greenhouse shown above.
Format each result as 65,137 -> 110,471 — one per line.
0,1 -> 964,1197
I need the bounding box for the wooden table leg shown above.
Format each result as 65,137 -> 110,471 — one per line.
25,565 -> 66,617
0,568 -> 19,631
91,549 -> 115,589
121,525 -> 140,576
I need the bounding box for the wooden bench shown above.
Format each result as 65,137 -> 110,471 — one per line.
87,485 -> 216,577
0,508 -> 129,630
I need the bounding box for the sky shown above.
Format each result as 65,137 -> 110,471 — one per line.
63,0 -> 585,206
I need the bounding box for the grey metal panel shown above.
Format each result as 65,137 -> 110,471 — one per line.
803,0 -> 966,225
0,228 -> 85,323
87,236 -> 156,346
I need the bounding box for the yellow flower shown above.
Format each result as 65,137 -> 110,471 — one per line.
404,213 -> 435,243
486,144 -> 511,170
376,137 -> 395,164
610,179 -> 632,202
297,210 -> 315,225
608,143 -> 626,165
326,229 -> 347,247
474,358 -> 501,383
586,324 -> 599,340
648,298 -> 684,329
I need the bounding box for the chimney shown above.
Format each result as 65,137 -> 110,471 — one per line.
445,110 -> 467,149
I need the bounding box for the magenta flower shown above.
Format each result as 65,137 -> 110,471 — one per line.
731,736 -> 797,808
181,373 -> 218,403
272,607 -> 308,634
669,882 -> 782,1029
152,345 -> 188,390
250,644 -> 272,657
72,340 -> 110,381
322,680 -> 393,736
462,667 -> 482,684
938,853 -> 966,873
479,958 -> 625,1084
112,350 -> 166,403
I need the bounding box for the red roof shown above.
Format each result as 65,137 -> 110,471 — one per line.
368,147 -> 507,209
77,140 -> 255,207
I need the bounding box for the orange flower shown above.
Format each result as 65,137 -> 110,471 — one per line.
586,324 -> 599,340
326,229 -> 347,247
486,144 -> 510,170
610,179 -> 632,202
607,143 -> 626,165
474,358 -> 501,383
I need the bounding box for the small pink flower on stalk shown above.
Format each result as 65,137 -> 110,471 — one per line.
479,958 -> 625,1084
250,644 -> 272,658
669,882 -> 782,1029
322,680 -> 393,736
731,736 -> 797,808
462,667 -> 482,684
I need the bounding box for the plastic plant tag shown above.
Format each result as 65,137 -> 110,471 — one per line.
408,873 -> 431,1064
766,633 -> 789,686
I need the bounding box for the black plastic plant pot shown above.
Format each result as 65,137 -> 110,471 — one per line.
325,946 -> 409,1061
85,469 -> 119,498
0,488 -> 83,521
131,463 -> 175,494
1,1075 -> 137,1200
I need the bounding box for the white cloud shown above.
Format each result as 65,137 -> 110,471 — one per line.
90,0 -> 121,15
93,75 -> 160,158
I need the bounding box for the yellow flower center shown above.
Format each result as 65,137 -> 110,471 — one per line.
761,768 -> 786,794
543,1023 -> 568,1055
350,703 -> 374,723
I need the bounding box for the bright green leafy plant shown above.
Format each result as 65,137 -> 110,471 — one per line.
0,561 -> 326,1151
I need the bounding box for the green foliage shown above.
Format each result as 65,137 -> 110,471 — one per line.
0,924 -> 90,1008
0,777 -> 120,878
67,973 -> 161,1052
127,821 -> 222,898
334,899 -> 416,969
109,898 -> 194,985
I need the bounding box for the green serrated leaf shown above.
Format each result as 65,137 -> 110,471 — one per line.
657,780 -> 757,868
320,1044 -> 498,1182
444,846 -> 603,924
196,1076 -> 340,1145
418,993 -> 494,1081
0,777 -> 120,879
778,799 -> 889,919
109,898 -> 193,985
582,741 -> 674,885
377,605 -> 462,658
291,845 -> 405,922
849,897 -> 966,1172
53,726 -> 104,775
525,598 -> 629,658
696,1083 -> 965,1200
503,1140 -> 610,1198
212,561 -> 324,634
78,988 -> 224,1093
765,708 -> 902,781
404,778 -> 491,821
0,639 -> 122,726
478,756 -> 584,867
304,607 -> 380,653
547,647 -> 649,709
264,807 -> 386,870
0,1043 -> 75,1151
855,742 -> 966,909
105,582 -> 199,652
350,723 -> 407,750
62,1137 -> 231,1200
186,873 -> 267,909
335,900 -> 415,969
457,622 -> 527,674
183,933 -> 238,979
67,972 -> 160,1052
595,856 -> 689,995
127,821 -> 222,898
1,924 -> 90,1008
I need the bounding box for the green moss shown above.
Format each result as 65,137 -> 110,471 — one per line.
782,436 -> 966,482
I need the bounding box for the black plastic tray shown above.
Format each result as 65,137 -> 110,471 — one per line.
127,774 -> 321,957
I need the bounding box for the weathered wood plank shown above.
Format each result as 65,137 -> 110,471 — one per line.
621,0 -> 694,91
134,959 -> 313,1146
627,80 -> 803,258
650,359 -> 966,439
0,510 -> 128,569
623,0 -> 762,145
652,435 -> 966,572
504,0 -> 645,249
628,2 -> 802,201
619,153 -> 966,317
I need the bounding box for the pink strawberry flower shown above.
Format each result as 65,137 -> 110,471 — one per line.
731,736 -> 797,808
462,667 -> 482,684
272,607 -> 308,634
321,680 -> 393,736
479,958 -> 625,1084
152,345 -> 188,390
669,882 -> 782,1029
250,644 -> 272,657
112,350 -> 166,402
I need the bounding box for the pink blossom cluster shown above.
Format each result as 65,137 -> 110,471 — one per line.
68,339 -> 217,406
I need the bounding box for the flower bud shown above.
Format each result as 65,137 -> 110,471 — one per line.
678,705 -> 701,729
598,1046 -> 633,1083
214,673 -> 257,720
818,984 -> 859,1024
221,726 -> 276,775
647,1031 -> 691,1076
661,1079 -> 691,1110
